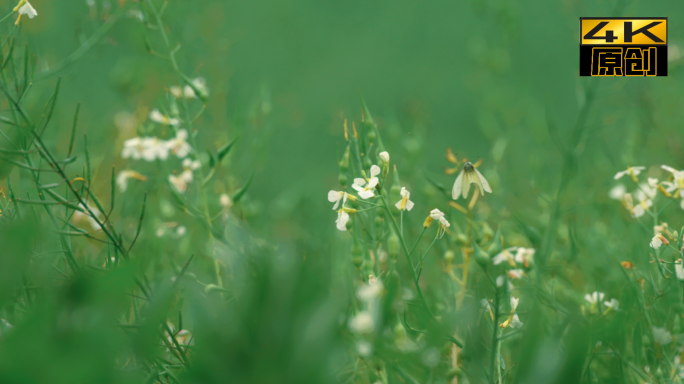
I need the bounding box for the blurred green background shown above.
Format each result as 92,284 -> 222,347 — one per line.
4,0 -> 684,382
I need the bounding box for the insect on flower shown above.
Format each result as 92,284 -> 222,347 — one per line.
452,161 -> 492,200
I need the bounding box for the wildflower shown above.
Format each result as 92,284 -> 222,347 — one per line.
328,190 -> 356,210
436,215 -> 450,238
514,247 -> 535,267
492,248 -> 516,267
630,190 -> 652,218
452,161 -> 492,199
501,296 -> 522,329
166,129 -> 192,158
335,208 -> 351,231
647,177 -> 658,188
116,170 -> 147,191
614,166 -> 645,182
395,187 -> 414,211
13,0 -> 37,25
507,269 -> 525,279
603,298 -> 619,312
357,280 -> 383,302
121,136 -> 170,161
650,233 -> 668,249
609,184 -> 626,200
72,203 -> 104,231
352,165 -> 380,199
676,260 -> 684,280
379,151 -> 389,164
149,109 -> 180,126
349,311 -> 374,333
220,193 -> 232,210
182,158 -> 201,170
653,327 -> 673,345
169,169 -> 193,193
178,78 -> 209,99
584,291 -> 606,314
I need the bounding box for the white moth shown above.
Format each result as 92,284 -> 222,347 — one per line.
452,161 -> 492,199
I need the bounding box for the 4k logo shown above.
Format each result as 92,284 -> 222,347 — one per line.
579,18 -> 667,76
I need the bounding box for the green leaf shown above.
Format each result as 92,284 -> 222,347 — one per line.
231,169 -> 255,204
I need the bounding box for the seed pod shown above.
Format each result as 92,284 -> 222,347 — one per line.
339,145 -> 350,172
444,249 -> 455,262
363,156 -> 372,169
455,233 -> 468,246
474,242 -> 490,268
367,129 -> 376,143
352,238 -> 363,268
338,173 -> 347,187
388,232 -> 399,259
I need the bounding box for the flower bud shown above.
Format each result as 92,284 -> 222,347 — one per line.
444,249 -> 455,262
352,240 -> 363,268
367,129 -> 376,142
455,233 -> 468,245
339,145 -> 350,172
475,247 -> 490,268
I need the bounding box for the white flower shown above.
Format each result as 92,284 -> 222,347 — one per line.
355,341 -> 372,357
220,193 -> 232,209
631,189 -> 653,218
182,158 -> 201,170
637,184 -> 657,200
116,170 -> 147,191
614,166 -> 645,180
609,184 -> 626,200
584,291 -> 605,305
603,298 -> 619,311
437,216 -> 450,238
647,177 -> 659,188
493,248 -> 516,266
496,275 -> 505,287
429,208 -> 445,221
328,190 -> 351,210
676,260 -> 684,280
121,136 -> 170,161
452,161 -> 492,199
357,280 -> 383,302
169,169 -> 193,193
510,296 -> 519,311
514,247 -> 535,265
72,203 -> 103,231
183,78 -> 209,99
509,314 -> 523,328
349,311 -> 374,333
149,109 -> 179,126
378,151 -> 389,164
507,269 -> 525,279
166,129 -> 192,158
352,165 -> 380,199
16,0 -> 37,19
650,233 -> 668,249
336,210 -> 350,231
176,226 -> 187,237
662,165 -> 684,190
653,327 -> 673,345
395,187 -> 414,211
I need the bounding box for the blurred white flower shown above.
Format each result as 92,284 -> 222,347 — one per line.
72,203 -> 103,231
501,296 -> 522,329
514,247 -> 535,266
182,158 -> 201,170
493,248 -> 516,266
121,137 -> 170,161
614,166 -> 645,181
352,165 -> 380,199
166,129 -> 192,158
603,298 -> 619,311
507,269 -> 525,279
452,161 -> 492,199
176,226 -> 187,237
349,311 -> 374,333
169,169 -> 193,193
676,260 -> 684,280
584,291 -> 605,305
647,177 -> 659,188
653,327 -> 673,345
149,109 -> 179,126
174,78 -> 208,99
220,193 -> 232,209
631,190 -> 652,218
650,233 -> 668,249
609,184 -> 626,200
378,151 -> 389,164
357,280 -> 383,302
355,341 -> 372,357
429,208 -> 444,221
395,187 -> 414,211
116,170 -> 147,191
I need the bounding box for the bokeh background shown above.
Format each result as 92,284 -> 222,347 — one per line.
3,0 -> 684,382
